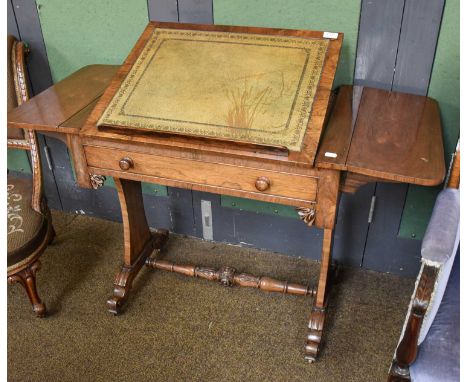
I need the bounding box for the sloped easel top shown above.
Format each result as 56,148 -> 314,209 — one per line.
97,27 -> 330,152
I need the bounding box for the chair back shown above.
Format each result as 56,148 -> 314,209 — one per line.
7,35 -> 43,214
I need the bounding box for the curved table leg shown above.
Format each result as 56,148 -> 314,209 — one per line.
107,178 -> 169,315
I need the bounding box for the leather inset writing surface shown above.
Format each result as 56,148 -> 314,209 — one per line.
98,28 -> 329,151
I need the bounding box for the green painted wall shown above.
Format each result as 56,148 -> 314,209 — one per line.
399,0 -> 460,240
428,0 -> 460,161
7,149 -> 31,174
36,0 -> 149,82
221,196 -> 299,219
213,0 -> 361,87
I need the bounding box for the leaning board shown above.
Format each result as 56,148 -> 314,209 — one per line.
98,25 -> 334,153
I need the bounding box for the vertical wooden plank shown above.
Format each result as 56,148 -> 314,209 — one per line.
147,0 -> 179,22
11,0 -> 53,94
354,0 -> 405,89
392,0 -> 445,95
178,0 -> 213,24
8,0 -> 20,38
333,183 -> 375,267
361,184 -> 421,277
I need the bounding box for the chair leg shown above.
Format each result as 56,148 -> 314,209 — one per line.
8,260 -> 46,317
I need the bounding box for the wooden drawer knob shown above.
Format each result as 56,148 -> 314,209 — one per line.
255,176 -> 270,191
119,157 -> 134,171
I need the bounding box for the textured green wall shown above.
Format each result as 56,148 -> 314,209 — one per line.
428,0 -> 460,160
213,0 -> 361,87
399,0 -> 460,239
7,149 -> 31,174
36,0 -> 149,82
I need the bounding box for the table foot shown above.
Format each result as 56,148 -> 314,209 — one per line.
388,361 -> 411,382
304,301 -> 327,362
107,261 -> 142,315
107,229 -> 169,315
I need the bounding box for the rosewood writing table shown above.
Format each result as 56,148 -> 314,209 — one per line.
7,22 -> 445,362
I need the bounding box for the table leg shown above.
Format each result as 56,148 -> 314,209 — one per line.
305,228 -> 334,362
107,178 -> 169,314
301,169 -> 340,361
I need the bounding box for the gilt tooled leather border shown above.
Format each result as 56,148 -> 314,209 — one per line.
98,28 -> 329,151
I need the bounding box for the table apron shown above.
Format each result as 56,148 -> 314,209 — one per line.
84,145 -> 319,207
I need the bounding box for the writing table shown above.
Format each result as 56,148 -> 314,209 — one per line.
7,22 -> 445,361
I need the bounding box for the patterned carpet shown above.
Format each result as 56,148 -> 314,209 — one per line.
8,211 -> 413,381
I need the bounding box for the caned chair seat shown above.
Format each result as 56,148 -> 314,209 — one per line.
7,176 -> 49,273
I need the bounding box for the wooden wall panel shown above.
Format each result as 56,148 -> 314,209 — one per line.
148,0 -> 179,22
11,0 -> 53,94
178,0 -> 213,23
7,0 -> 20,38
354,0 -> 404,89
392,0 -> 445,95
360,184 -> 422,274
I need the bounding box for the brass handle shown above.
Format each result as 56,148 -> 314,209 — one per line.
119,157 -> 134,171
255,176 -> 270,192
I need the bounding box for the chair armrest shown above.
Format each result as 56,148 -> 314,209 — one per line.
421,189 -> 459,264
389,188 -> 460,381
388,264 -> 439,381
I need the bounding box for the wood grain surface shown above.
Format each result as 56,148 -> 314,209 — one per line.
316,85 -> 353,170
346,87 -> 445,186
317,86 -> 445,187
84,145 -> 319,207
7,65 -> 118,134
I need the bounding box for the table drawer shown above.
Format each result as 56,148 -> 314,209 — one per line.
84,145 -> 318,203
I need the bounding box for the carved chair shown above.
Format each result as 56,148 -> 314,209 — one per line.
7,35 -> 55,317
388,144 -> 460,381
